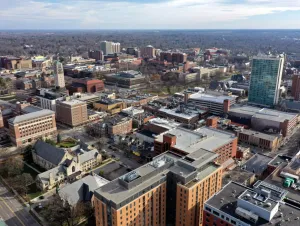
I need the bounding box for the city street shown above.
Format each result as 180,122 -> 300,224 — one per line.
0,182 -> 40,226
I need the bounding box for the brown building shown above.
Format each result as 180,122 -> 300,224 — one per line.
94,149 -> 222,226
68,78 -> 104,94
154,127 -> 237,165
292,74 -> 300,100
0,56 -> 32,70
160,52 -> 187,64
56,100 -> 88,127
8,109 -> 57,147
89,50 -> 104,61
140,45 -> 155,58
93,99 -> 126,115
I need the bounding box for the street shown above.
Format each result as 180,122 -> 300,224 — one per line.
0,182 -> 40,226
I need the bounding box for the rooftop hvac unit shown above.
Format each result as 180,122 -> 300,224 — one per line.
235,207 -> 259,223
125,171 -> 139,182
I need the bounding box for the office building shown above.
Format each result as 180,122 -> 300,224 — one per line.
100,41 -> 120,55
154,126 -> 237,164
37,88 -> 67,112
8,109 -> 57,147
140,45 -> 156,58
93,99 -> 126,115
89,50 -> 104,61
53,61 -> 65,88
229,105 -> 298,137
0,56 -> 32,70
94,150 -> 222,226
292,74 -> 300,100
160,52 -> 187,64
104,71 -> 146,89
186,92 -> 237,116
203,181 -> 300,226
56,100 -> 88,127
248,55 -> 285,107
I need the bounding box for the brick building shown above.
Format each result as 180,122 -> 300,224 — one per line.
291,74 -> 300,100
154,127 -> 237,164
8,109 -> 57,147
94,150 -> 222,226
0,56 -> 32,70
160,52 -> 187,64
68,78 -> 104,94
88,50 -> 104,61
56,100 -> 88,127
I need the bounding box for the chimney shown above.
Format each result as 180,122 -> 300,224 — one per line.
223,99 -> 230,113
184,92 -> 191,104
49,172 -> 54,185
163,133 -> 176,147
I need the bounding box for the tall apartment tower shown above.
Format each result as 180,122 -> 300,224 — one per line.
94,150 -> 222,226
248,55 -> 285,107
53,61 -> 65,88
89,50 -> 104,61
100,41 -> 120,55
292,74 -> 300,100
140,45 -> 156,58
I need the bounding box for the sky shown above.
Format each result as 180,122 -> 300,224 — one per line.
1,0 -> 300,29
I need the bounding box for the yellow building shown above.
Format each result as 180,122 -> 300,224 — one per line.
93,99 -> 126,115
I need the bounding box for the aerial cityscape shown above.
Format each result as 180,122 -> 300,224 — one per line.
1,1 -> 300,226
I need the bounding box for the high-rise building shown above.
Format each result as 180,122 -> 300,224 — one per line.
140,45 -> 156,58
160,52 -> 187,63
292,74 -> 300,100
100,41 -> 120,55
53,61 -> 65,88
94,150 -> 222,226
203,180 -> 299,226
248,55 -> 285,107
89,50 -> 104,61
56,100 -> 88,127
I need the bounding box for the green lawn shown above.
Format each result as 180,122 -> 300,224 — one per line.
27,183 -> 44,200
58,141 -> 77,148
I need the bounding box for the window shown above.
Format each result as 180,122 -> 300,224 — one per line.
213,210 -> 219,216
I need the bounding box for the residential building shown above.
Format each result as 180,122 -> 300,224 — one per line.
203,181 -> 299,226
68,78 -> 104,94
100,41 -> 120,55
8,109 -> 57,147
104,71 -> 146,89
160,52 -> 187,63
140,45 -> 156,58
291,74 -> 300,100
53,61 -> 65,88
93,99 -> 126,115
56,100 -> 88,127
59,175 -> 109,206
89,50 -> 104,61
94,150 -> 222,226
32,140 -> 72,170
88,116 -> 132,137
154,126 -> 238,164
248,55 -> 285,107
186,92 -> 237,116
228,105 -> 298,137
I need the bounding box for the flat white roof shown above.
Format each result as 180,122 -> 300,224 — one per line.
8,109 -> 55,124
189,93 -> 237,104
158,107 -> 198,120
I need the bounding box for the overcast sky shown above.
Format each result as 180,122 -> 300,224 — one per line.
1,0 -> 300,29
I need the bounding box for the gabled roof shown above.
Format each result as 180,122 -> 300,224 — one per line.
34,140 -> 66,166
78,149 -> 99,164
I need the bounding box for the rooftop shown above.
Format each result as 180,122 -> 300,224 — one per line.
205,181 -> 300,226
238,129 -> 280,141
189,92 -> 237,104
148,118 -> 181,130
95,151 -> 219,208
242,153 -> 273,176
229,106 -> 297,122
155,127 -> 236,154
59,99 -> 86,106
8,109 -> 55,124
158,106 -> 206,120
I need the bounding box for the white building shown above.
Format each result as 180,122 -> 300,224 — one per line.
54,61 -> 65,88
100,41 -> 120,55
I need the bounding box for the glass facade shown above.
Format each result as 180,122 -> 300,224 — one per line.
248,57 -> 283,107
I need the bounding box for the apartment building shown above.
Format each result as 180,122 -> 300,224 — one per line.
154,127 -> 237,164
94,150 -> 222,226
292,74 -> 300,101
8,109 -> 57,147
140,45 -> 156,58
203,181 -> 298,226
56,100 -> 88,127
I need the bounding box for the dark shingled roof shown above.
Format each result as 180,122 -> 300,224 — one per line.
34,140 -> 66,166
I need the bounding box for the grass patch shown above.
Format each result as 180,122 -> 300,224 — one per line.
27,183 -> 44,200
0,94 -> 16,101
58,141 -> 77,148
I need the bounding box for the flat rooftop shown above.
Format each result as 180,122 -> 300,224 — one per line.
8,109 -> 55,124
148,118 -> 180,130
189,92 -> 237,104
95,151 -> 219,208
155,127 -> 236,154
229,105 -> 297,122
243,153 -> 273,176
206,181 -> 300,226
59,99 -> 86,106
238,129 -> 279,141
158,107 -> 200,120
